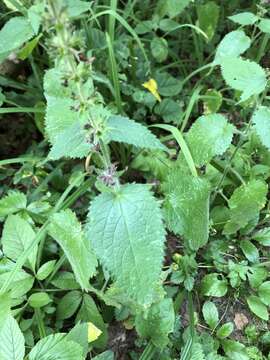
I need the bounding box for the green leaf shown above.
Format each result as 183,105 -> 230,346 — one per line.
64,0 -> 90,17
76,294 -> 108,349
135,298 -> 175,349
154,98 -> 182,124
202,301 -> 219,329
29,334 -> 84,360
258,18 -> 270,33
185,113 -> 235,166
189,343 -> 206,360
0,315 -> 25,360
252,106 -> 270,150
28,293 -> 52,308
214,30 -> 251,64
162,168 -> 210,250
36,260 -> 56,281
0,293 -> 10,331
247,295 -> 269,321
0,17 -> 34,62
221,57 -> 267,102
223,340 -> 249,360
151,37 -> 168,62
48,209 -> 97,291
201,273 -> 228,297
66,323 -> 88,357
240,240 -> 259,263
228,12 -> 259,25
223,180 -> 267,235
86,184 -> 166,306
197,1 -> 220,41
253,227 -> 270,246
155,72 -> 182,96
18,35 -> 41,60
1,214 -> 37,271
107,116 -> 166,151
0,191 -> 27,218
44,68 -> 92,160
92,351 -> 114,360
258,281 -> 270,306
216,322 -> 234,339
161,0 -> 191,18
56,291 -> 82,320
203,89 -> 223,114
248,266 -> 268,289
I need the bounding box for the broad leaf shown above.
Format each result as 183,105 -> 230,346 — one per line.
247,295 -> 269,321
29,334 -> 84,360
228,12 -> 258,26
216,322 -> 234,339
151,37 -> 168,62
0,315 -> 25,360
223,180 -> 267,235
0,17 -> 34,62
0,293 -> 10,331
0,191 -> 27,218
86,184 -> 166,306
64,0 -> 91,17
28,293 -> 52,309
154,98 -> 182,124
258,281 -> 270,306
214,30 -> 250,64
201,273 -> 228,297
197,1 -> 220,41
223,340 -> 249,360
185,113 -> 235,166
135,298 -> 175,349
56,291 -> 82,320
258,18 -> 270,33
107,116 -> 166,151
202,301 -> 219,329
252,106 -> 270,150
221,57 -> 267,102
240,240 -> 259,263
49,209 -> 97,290
162,168 -> 210,250
1,214 -> 37,271
93,351 -> 114,360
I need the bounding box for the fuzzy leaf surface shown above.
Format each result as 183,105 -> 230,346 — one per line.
86,184 -> 165,306
0,191 -> 27,218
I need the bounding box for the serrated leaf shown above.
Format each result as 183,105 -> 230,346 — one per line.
228,12 -> 259,25
214,30 -> 251,64
252,106 -> 270,150
0,191 -> 27,218
201,273 -> 228,297
0,17 -> 34,62
202,301 -> 219,329
135,298 -> 175,349
258,281 -> 270,306
162,168 -> 210,250
86,184 -> 166,306
44,68 -> 92,160
247,295 -> 269,321
223,180 -> 267,235
48,209 -> 97,290
221,57 -> 267,102
185,114 -> 235,166
0,315 -> 25,360
223,340 -> 249,360
190,343 -> 206,360
29,334 -> 84,360
1,214 -> 37,271
107,116 -> 166,151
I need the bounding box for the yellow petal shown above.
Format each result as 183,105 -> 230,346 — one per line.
87,322 -> 102,343
142,78 -> 161,102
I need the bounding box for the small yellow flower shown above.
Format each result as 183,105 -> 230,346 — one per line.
142,78 -> 161,102
87,322 -> 102,343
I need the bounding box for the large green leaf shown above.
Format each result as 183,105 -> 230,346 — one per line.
252,106 -> 270,150
214,30 -> 250,64
0,16 -> 34,62
0,191 -> 27,218
29,334 -> 84,360
202,301 -> 219,330
162,167 -> 210,250
135,298 -> 175,349
223,180 -> 267,235
228,12 -> 258,26
197,1 -> 220,41
49,209 -> 97,290
86,184 -> 166,306
185,114 -> 235,166
0,315 -> 25,360
107,116 -> 166,151
247,295 -> 269,321
221,57 -> 267,102
1,214 -> 37,271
